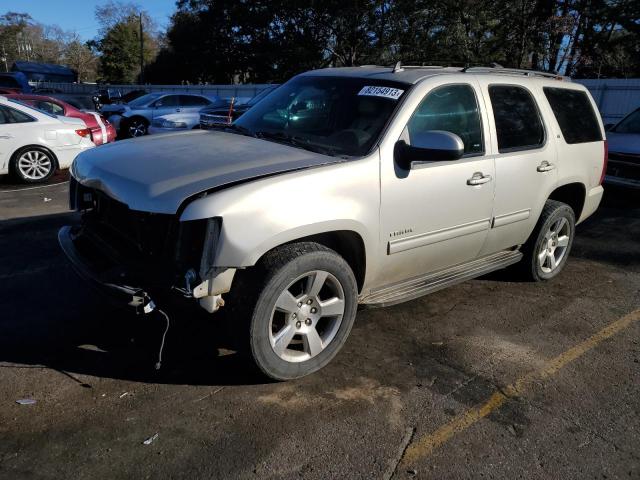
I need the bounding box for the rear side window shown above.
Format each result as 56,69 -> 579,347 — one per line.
543,87 -> 602,143
489,85 -> 545,152
0,105 -> 35,124
179,95 -> 210,107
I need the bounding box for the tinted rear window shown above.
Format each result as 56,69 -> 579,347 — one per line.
543,87 -> 602,144
489,85 -> 545,152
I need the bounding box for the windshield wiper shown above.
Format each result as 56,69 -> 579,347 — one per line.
208,123 -> 256,137
254,131 -> 340,157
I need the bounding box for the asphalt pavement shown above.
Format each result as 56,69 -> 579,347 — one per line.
0,175 -> 638,479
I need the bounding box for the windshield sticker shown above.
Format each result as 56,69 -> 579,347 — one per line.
358,86 -> 404,100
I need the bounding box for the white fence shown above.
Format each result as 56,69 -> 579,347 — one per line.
575,78 -> 640,124
29,81 -> 275,100
32,78 -> 640,124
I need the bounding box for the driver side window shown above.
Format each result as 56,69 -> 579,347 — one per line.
407,84 -> 484,155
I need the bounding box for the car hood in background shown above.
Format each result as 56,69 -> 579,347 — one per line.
606,131 -> 640,156
72,130 -> 345,214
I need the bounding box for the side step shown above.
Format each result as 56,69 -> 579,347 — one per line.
361,249 -> 523,307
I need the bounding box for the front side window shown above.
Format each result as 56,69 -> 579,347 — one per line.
406,84 -> 484,155
489,85 -> 545,152
543,87 -> 602,143
235,76 -> 409,157
0,105 -> 35,124
613,108 -> 640,134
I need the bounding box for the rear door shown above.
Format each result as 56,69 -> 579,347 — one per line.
476,80 -> 558,255
0,105 -> 37,173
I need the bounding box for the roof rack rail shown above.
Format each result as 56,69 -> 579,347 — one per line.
462,65 -> 569,81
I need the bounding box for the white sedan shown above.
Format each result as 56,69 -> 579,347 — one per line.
148,111 -> 201,135
0,96 -> 95,183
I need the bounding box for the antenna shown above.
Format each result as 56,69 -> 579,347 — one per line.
392,61 -> 404,73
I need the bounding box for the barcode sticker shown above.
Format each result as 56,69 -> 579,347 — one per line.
358,86 -> 404,100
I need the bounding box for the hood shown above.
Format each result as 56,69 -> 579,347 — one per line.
606,131 -> 640,156
72,130 -> 344,214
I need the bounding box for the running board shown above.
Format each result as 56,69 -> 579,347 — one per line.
361,250 -> 522,307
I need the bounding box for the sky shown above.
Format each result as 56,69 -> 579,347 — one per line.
0,0 -> 177,40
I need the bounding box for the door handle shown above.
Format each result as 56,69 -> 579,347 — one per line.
0,134 -> 13,139
537,161 -> 556,172
176,108 -> 181,112
467,172 -> 492,186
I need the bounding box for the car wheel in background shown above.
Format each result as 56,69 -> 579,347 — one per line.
519,199 -> 576,281
126,117 -> 148,138
226,242 -> 358,380
11,147 -> 56,184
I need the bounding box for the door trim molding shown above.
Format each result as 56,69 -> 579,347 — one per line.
492,208 -> 531,228
388,218 -> 490,255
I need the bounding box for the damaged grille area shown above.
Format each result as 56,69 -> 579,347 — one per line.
74,184 -> 207,290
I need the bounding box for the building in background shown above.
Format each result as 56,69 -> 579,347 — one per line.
12,61 -> 77,83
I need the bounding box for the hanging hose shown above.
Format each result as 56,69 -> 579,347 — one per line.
154,308 -> 170,370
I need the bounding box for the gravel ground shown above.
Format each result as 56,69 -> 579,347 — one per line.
0,175 -> 638,480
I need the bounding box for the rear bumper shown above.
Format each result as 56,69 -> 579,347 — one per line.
578,185 -> 604,224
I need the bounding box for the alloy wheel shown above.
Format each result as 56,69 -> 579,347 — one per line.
17,150 -> 53,181
538,217 -> 571,274
269,270 -> 345,363
128,120 -> 147,137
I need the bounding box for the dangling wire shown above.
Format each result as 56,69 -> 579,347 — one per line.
155,308 -> 170,370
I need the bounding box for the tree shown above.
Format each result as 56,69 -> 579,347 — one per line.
94,1 -> 159,83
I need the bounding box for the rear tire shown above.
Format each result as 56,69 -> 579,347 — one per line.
519,200 -> 575,281
226,242 -> 358,380
11,147 -> 56,184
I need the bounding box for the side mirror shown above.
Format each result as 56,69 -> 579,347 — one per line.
395,130 -> 464,169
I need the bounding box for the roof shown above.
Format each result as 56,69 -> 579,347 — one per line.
12,61 -> 75,76
300,65 -> 571,85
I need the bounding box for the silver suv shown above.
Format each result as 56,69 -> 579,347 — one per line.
59,65 -> 606,380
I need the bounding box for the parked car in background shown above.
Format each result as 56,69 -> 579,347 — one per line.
148,111 -> 202,134
60,65 -> 605,380
0,72 -> 31,93
605,106 -> 640,188
92,88 -> 148,111
52,94 -> 97,112
0,96 -> 94,183
103,93 -> 222,138
200,86 -> 278,128
7,94 -> 116,145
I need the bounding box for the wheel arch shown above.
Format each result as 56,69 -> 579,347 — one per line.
255,230 -> 367,294
547,182 -> 586,220
10,144 -> 59,169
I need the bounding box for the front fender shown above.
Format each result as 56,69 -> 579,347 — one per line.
179,156 -> 380,277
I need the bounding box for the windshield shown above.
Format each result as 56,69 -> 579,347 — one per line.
614,109 -> 640,134
234,76 -> 409,157
247,86 -> 277,106
128,93 -> 161,107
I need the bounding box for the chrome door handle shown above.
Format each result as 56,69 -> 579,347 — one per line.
537,161 -> 556,172
0,134 -> 12,139
467,172 -> 492,186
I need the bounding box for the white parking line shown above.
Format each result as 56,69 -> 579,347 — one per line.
0,180 -> 69,193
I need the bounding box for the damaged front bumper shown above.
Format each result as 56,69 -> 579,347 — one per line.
58,225 -> 234,313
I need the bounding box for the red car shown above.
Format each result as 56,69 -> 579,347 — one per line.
5,94 -> 116,145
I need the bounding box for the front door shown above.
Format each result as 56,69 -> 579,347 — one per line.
152,94 -> 180,119
379,81 -> 496,286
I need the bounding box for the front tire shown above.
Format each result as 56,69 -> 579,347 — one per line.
520,200 -> 576,281
11,147 -> 56,184
126,117 -> 148,138
228,242 -> 358,380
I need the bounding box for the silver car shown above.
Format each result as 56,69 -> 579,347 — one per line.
60,65 -> 606,380
103,92 -> 222,138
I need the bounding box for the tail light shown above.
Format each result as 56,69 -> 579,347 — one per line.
75,128 -> 91,138
599,139 -> 608,185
